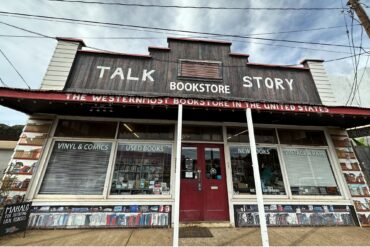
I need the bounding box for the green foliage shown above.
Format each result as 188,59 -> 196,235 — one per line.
0,124 -> 24,141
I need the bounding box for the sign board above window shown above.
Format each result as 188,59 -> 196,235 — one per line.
64,39 -> 322,105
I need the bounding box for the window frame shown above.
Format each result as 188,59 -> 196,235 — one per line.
279,145 -> 342,199
226,125 -> 347,201
228,142 -> 290,200
107,139 -> 175,200
35,137 -> 117,199
34,117 -> 176,200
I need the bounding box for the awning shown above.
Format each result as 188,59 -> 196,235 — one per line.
1,87 -> 370,128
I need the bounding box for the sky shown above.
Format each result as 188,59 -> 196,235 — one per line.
1,0 -> 370,125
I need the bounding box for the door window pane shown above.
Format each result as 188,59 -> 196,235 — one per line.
182,126 -> 222,141
230,147 -> 286,195
278,130 -> 327,146
282,148 -> 340,195
118,123 -> 174,140
181,147 -> 197,179
55,120 -> 117,138
39,141 -> 112,195
227,127 -> 277,143
205,148 -> 222,180
110,143 -> 172,195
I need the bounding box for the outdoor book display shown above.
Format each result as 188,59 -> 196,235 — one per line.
1,119 -> 52,205
234,204 -> 355,226
329,129 -> 370,227
28,205 -> 171,228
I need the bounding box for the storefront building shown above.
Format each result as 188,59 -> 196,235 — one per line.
1,37 -> 370,228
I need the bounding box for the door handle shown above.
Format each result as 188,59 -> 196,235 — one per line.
197,169 -> 202,191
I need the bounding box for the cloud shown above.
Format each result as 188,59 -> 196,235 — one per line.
0,0 -> 369,124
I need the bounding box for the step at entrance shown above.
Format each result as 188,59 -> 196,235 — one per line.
180,221 -> 231,228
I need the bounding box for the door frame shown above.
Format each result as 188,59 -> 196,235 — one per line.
180,142 -> 229,222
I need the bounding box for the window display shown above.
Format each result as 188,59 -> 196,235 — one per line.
230,146 -> 285,195
110,143 -> 172,195
282,148 -> 340,195
39,141 -> 112,195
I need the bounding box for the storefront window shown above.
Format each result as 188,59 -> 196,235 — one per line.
282,148 -> 340,195
39,141 -> 112,195
110,143 -> 172,195
118,123 -> 174,140
182,125 -> 222,141
55,120 -> 117,138
230,146 -> 285,195
278,129 -> 327,146
227,127 -> 277,143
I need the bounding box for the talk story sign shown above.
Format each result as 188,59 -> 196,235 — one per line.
0,202 -> 32,236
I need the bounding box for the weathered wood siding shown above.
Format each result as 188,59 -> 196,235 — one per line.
64,39 -> 322,105
40,41 -> 82,90
303,61 -> 336,105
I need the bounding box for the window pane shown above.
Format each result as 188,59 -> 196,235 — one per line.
110,143 -> 172,195
230,147 -> 285,195
182,125 -> 222,141
181,147 -> 197,179
205,148 -> 222,180
118,123 -> 174,140
282,148 -> 340,195
278,130 -> 327,146
39,141 -> 112,195
227,127 -> 277,143
55,120 -> 117,138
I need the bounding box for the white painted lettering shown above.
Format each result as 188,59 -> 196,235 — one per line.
97,66 -> 110,78
127,68 -> 139,81
110,68 -> 124,80
142,69 -> 155,82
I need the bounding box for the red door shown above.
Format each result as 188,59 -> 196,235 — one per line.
180,144 -> 229,222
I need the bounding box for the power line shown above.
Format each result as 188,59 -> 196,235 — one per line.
0,76 -> 9,87
0,11 -> 366,49
0,47 -> 31,89
48,0 -> 349,11
0,20 -> 367,69
0,34 -> 353,55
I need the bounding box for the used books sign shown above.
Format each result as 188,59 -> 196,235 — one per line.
0,202 -> 32,236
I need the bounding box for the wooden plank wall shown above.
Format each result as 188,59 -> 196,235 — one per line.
64,39 -> 323,105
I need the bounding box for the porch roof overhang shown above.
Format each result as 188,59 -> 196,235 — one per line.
1,87 -> 370,128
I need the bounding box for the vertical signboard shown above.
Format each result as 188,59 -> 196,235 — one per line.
0,202 -> 32,236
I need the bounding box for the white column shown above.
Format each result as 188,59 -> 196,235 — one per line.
246,108 -> 269,247
173,104 -> 183,247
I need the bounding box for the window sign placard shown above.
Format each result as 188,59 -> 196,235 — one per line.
0,202 -> 32,236
39,141 -> 112,195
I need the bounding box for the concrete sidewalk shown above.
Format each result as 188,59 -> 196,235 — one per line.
0,227 -> 370,246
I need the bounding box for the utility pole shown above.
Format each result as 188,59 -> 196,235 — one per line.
348,0 -> 370,38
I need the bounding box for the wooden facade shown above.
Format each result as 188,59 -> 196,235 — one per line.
64,38 -> 322,105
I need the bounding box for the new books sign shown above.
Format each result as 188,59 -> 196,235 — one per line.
0,202 -> 32,236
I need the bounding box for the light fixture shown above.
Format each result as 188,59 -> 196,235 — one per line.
123,123 -> 133,132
